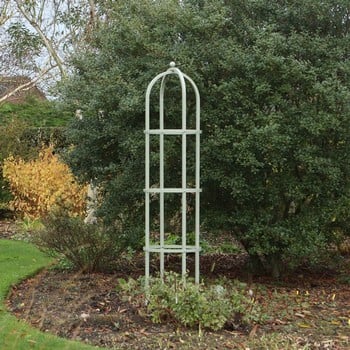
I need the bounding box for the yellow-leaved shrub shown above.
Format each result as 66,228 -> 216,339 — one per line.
2,146 -> 87,219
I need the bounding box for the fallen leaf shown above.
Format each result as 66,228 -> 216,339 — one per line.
302,310 -> 312,315
80,312 -> 90,322
297,322 -> 312,328
139,328 -> 148,335
249,324 -> 258,338
223,342 -> 236,349
274,319 -> 287,325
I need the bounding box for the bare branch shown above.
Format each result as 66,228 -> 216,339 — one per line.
14,0 -> 67,78
0,64 -> 55,104
0,0 -> 12,26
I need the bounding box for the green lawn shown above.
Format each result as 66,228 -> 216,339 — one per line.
0,239 -> 98,350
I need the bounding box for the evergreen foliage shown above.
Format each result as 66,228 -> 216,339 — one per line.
60,0 -> 350,274
0,97 -> 71,127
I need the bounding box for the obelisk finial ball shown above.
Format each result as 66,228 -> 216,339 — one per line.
169,61 -> 176,67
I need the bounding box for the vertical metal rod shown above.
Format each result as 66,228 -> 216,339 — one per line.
145,71 -> 169,289
179,70 -> 187,280
195,84 -> 201,284
184,73 -> 201,283
159,77 -> 166,279
145,91 -> 151,290
195,127 -> 200,283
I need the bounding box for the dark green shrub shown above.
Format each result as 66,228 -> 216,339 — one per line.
61,0 -> 350,274
35,212 -> 122,273
21,126 -> 68,152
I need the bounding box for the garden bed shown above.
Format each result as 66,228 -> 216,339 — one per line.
6,254 -> 350,349
1,220 -> 350,349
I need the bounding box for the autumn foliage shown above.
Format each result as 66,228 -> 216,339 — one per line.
2,146 -> 87,219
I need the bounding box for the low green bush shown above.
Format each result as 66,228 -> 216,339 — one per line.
147,274 -> 230,330
34,211 -> 122,273
117,272 -> 266,332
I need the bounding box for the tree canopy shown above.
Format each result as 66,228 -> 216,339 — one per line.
0,0 -> 98,100
60,0 -> 350,274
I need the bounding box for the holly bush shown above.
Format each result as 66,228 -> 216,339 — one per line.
60,0 -> 350,275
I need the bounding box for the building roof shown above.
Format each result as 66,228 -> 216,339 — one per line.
0,76 -> 46,103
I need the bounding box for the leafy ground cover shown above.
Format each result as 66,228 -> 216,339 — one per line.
1,221 -> 350,349
0,230 -> 96,350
